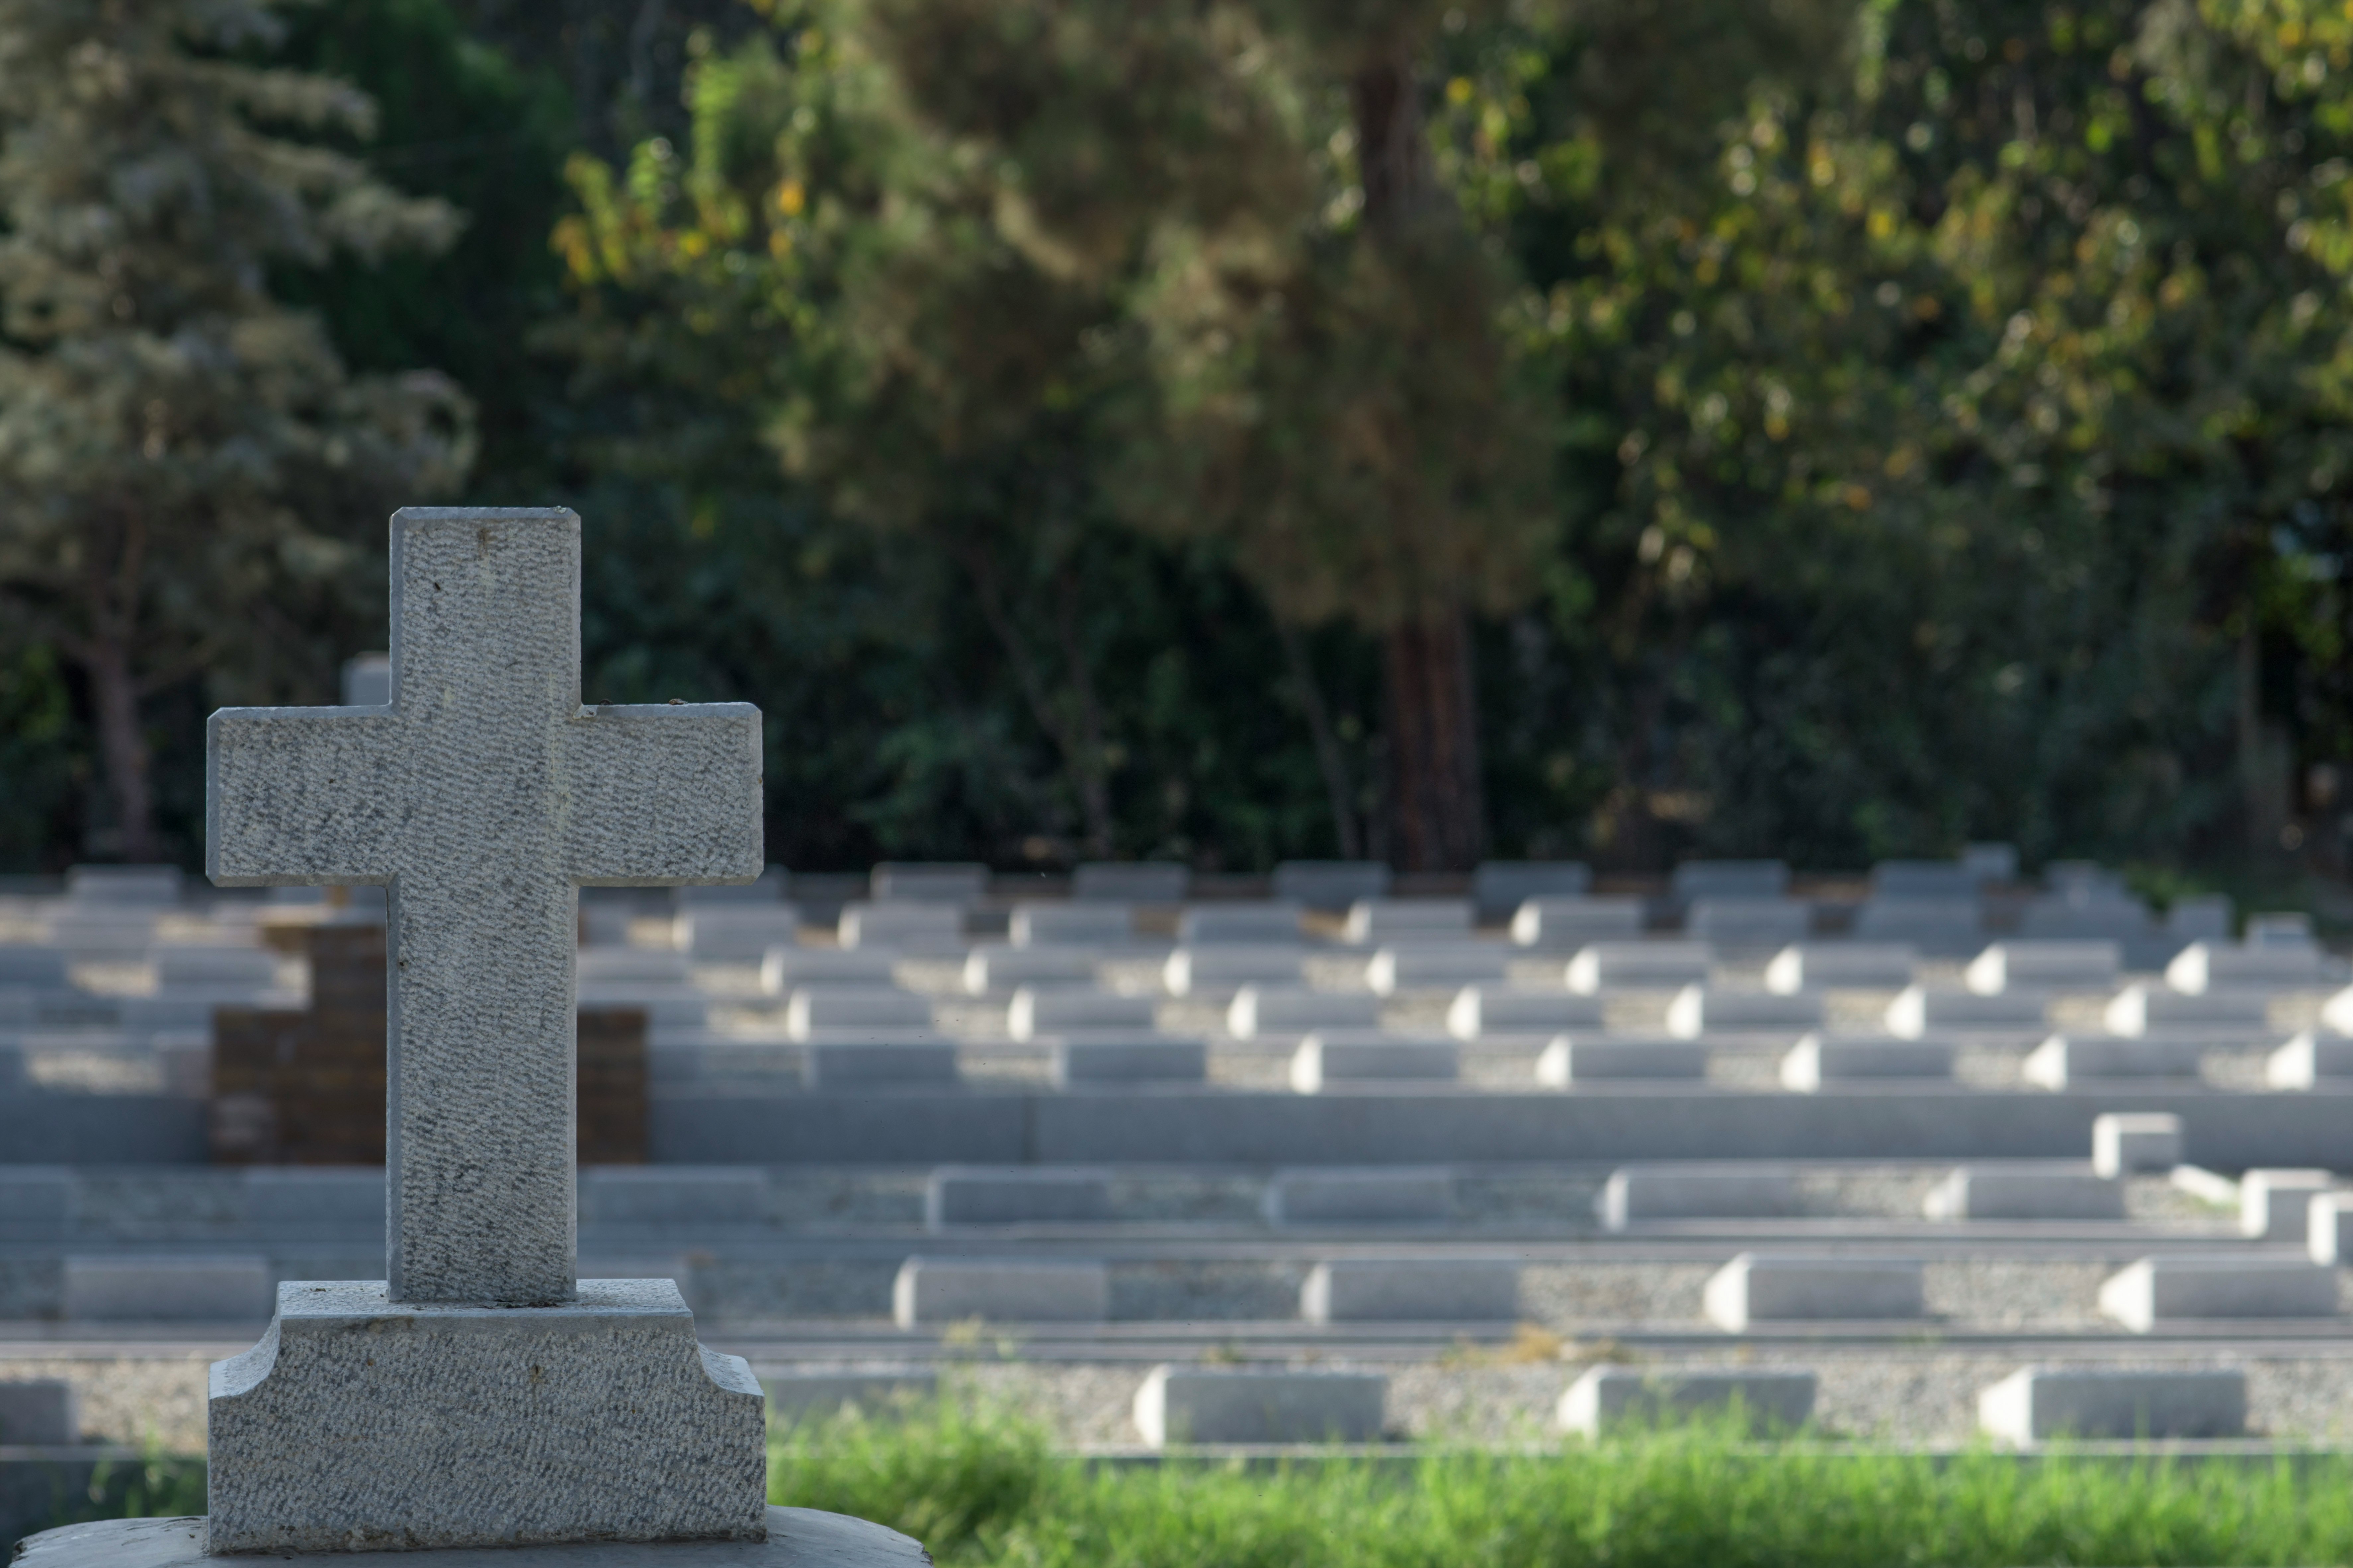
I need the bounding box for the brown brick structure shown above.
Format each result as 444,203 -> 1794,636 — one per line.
211,920 -> 646,1165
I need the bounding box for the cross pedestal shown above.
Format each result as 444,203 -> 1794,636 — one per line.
14,510 -> 917,1564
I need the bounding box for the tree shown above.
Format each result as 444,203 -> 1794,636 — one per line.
0,0 -> 473,862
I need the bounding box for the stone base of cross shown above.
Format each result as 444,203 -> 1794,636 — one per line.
13,511 -> 921,1564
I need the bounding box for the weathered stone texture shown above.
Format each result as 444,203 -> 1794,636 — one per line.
205,1280 -> 766,1554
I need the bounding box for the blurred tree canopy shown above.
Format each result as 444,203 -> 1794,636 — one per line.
5,0 -> 2353,877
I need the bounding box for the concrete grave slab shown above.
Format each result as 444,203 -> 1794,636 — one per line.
1342,899 -> 1473,945
1537,1037 -> 1710,1084
1666,984 -> 1823,1038
1009,987 -> 1152,1040
1779,1034 -> 1954,1089
870,863 -> 986,905
581,1167 -> 767,1226
1472,861 -> 1592,922
1133,1365 -> 1385,1447
1964,941 -> 2120,995
1446,985 -> 1604,1040
1559,1366 -> 1815,1437
1602,1165 -> 1798,1229
1364,943 -> 1511,995
1764,944 -> 1916,994
1703,1254 -> 1925,1329
1978,1367 -> 2245,1444
2092,1113 -> 2183,1177
760,948 -> 896,994
1177,904 -> 1304,945
1290,1031 -> 1459,1091
2103,984 -> 2269,1035
1272,861 -> 1391,911
1565,942 -> 1713,994
2241,1169 -> 2336,1240
1922,1167 -> 2125,1221
2098,1257 -> 2340,1330
1265,1168 -> 1452,1226
837,902 -> 964,955
1509,897 -> 1643,950
964,945 -> 1097,997
2310,1193 -> 2353,1265
1853,900 -> 1984,956
676,907 -> 803,963
1301,1259 -> 1519,1322
786,987 -> 933,1040
1010,902 -> 1136,947
1671,861 -> 1789,901
244,1167 -> 384,1228
1071,863 -> 1188,903
1050,1036 -> 1207,1086
891,1258 -> 1108,1325
0,1166 -> 74,1239
2166,942 -> 2326,994
1886,986 -> 2047,1037
0,1378 -> 78,1445
802,1041 -> 960,1088
1685,899 -> 1810,948
1162,946 -> 1305,997
1228,986 -> 1380,1039
2267,1030 -> 2353,1088
765,1370 -> 938,1424
2022,1033 -> 2207,1088
925,1168 -> 1112,1228
64,1255 -> 274,1321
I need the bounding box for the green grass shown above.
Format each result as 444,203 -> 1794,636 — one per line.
770,1405 -> 2353,1568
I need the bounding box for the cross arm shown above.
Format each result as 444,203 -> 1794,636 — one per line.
207,708 -> 404,886
558,702 -> 764,887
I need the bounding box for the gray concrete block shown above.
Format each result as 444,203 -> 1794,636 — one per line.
2022,1033 -> 2206,1088
1132,1364 -> 1385,1446
1010,902 -> 1136,946
0,946 -> 71,988
760,948 -> 896,994
1272,862 -> 1390,911
244,1167 -> 383,1227
1559,1366 -> 1815,1437
676,908 -> 804,964
2240,1169 -> 2336,1240
576,948 -> 693,986
1978,1367 -> 2246,1443
1922,1167 -> 2124,1221
1301,1259 -> 1519,1322
838,902 -> 965,954
2310,1193 -> 2353,1264
1964,941 -> 2120,994
1536,1037 -> 1709,1084
1071,863 -> 1188,903
1446,986 -> 1603,1040
1565,942 -> 1712,994
1264,1167 -> 1452,1225
1176,904 -> 1304,945
1162,946 -> 1305,996
2267,1030 -> 2353,1088
1508,897 -> 1643,950
1342,899 -> 1472,945
1703,1254 -> 1925,1329
802,1041 -> 960,1087
1602,1165 -> 1798,1228
1051,1036 -> 1207,1086
18,1508 -> 922,1568
891,1258 -> 1108,1325
2166,942 -> 2325,994
581,1166 -> 767,1225
963,946 -> 1097,997
0,1379 -> 78,1445
1227,986 -> 1380,1039
925,1168 -> 1111,1227
1290,1032 -> 1458,1091
1853,899 -> 1983,955
1364,944 -> 1510,996
1763,944 -> 1916,993
62,1254 -> 273,1321
0,1166 -> 73,1238
2098,1256 -> 2341,1330
1473,862 -> 1591,921
787,987 -> 933,1040
1779,1034 -> 1954,1089
870,863 -> 987,904
152,945 -> 278,987
1672,860 -> 1788,901
1666,984 -> 1823,1038
2103,984 -> 2269,1035
1685,899 -> 1810,948
1009,988 -> 1152,1040
764,1369 -> 938,1424
2093,1113 -> 2184,1177
1885,986 -> 2047,1036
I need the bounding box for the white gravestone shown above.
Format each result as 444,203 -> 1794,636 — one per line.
48,509 -> 921,1565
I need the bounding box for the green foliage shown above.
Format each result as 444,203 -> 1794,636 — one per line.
767,1405 -> 2353,1568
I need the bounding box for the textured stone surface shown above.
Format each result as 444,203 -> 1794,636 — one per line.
206,1280 -> 766,1553
207,509 -> 761,1305
16,1507 -> 929,1567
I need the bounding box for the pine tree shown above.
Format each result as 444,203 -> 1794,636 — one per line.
0,0 -> 473,862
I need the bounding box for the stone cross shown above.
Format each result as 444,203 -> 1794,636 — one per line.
207,508 -> 761,1305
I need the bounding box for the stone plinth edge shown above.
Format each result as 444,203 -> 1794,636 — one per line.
206,1281 -> 766,1553
14,1506 -> 931,1567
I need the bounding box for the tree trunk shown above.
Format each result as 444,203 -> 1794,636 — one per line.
86,634 -> 161,863
1385,614 -> 1484,871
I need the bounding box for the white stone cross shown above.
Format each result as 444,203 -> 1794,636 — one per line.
207,508 -> 762,1305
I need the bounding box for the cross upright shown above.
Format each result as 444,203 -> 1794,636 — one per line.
207,508 -> 762,1305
